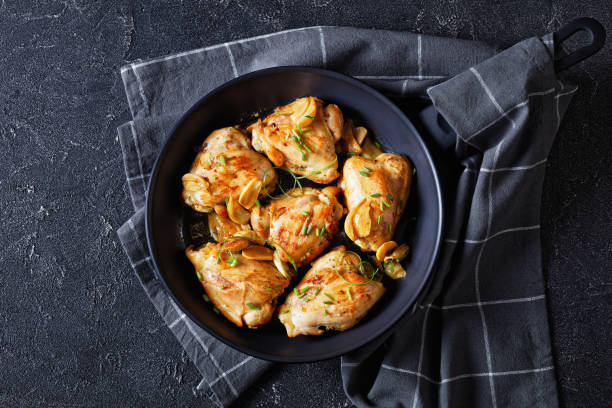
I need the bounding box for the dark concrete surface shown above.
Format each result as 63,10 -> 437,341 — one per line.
0,1 -> 610,407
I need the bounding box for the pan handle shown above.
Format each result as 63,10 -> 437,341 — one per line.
554,17 -> 606,72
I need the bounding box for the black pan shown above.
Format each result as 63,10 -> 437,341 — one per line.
146,67 -> 443,362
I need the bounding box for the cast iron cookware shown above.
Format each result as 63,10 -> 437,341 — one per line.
146,67 -> 443,362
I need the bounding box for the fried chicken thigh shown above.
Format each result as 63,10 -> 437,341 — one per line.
278,246 -> 385,337
186,243 -> 289,328
182,127 -> 277,213
250,187 -> 344,267
248,97 -> 342,184
338,154 -> 412,252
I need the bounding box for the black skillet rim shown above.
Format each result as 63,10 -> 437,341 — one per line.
145,66 -> 444,362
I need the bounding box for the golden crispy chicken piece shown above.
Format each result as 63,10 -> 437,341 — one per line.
248,97 -> 342,184
182,127 -> 277,213
186,243 -> 289,328
278,246 -> 385,337
250,187 -> 344,267
338,154 -> 412,252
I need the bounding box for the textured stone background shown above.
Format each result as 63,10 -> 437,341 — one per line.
0,1 -> 610,407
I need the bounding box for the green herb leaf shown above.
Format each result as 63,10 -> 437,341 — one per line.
323,301 -> 333,305
347,288 -> 353,302
226,257 -> 238,267
370,193 -> 381,198
297,124 -> 304,134
221,285 -> 225,290
412,167 -> 416,175
389,224 -> 393,233
265,287 -> 272,291
306,224 -> 312,234
386,193 -> 394,201
375,141 -> 382,149
302,143 -> 313,153
324,309 -> 328,316
324,293 -> 334,301
300,223 -> 308,235
224,197 -> 229,206
359,171 -> 369,177
362,166 -> 371,173
380,201 -> 384,211
255,199 -> 261,208
274,283 -> 281,287
246,302 -> 260,310
301,128 -> 313,133
378,215 -> 382,225
305,115 -> 316,120
196,272 -> 203,281
346,151 -> 356,156
383,200 -> 391,208
281,309 -> 290,314
213,307 -> 220,315
202,294 -> 210,303
320,226 -> 326,236
315,228 -> 320,236
301,211 -> 309,216
219,155 -> 226,165
301,286 -> 310,295
294,287 -> 300,296
314,287 -> 321,296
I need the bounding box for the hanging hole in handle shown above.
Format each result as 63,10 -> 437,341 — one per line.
553,17 -> 606,72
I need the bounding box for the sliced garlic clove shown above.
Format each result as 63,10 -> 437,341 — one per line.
354,126 -> 368,145
238,178 -> 262,209
227,196 -> 250,225
383,260 -> 406,279
386,243 -> 410,262
353,201 -> 372,238
376,241 -> 398,262
273,249 -> 291,279
242,245 -> 274,261
361,137 -> 384,159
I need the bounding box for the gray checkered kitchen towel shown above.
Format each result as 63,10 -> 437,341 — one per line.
116,26 -> 575,407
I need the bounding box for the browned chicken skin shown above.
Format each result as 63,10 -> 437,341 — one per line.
250,187 -> 344,267
338,154 -> 412,252
279,246 -> 385,337
182,127 -> 277,213
248,97 -> 342,184
186,243 -> 290,328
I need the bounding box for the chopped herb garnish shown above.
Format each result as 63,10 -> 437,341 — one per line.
301,128 -> 313,133
202,294 -> 210,303
265,287 -> 272,291
255,199 -> 261,208
378,215 -> 382,224
305,115 -> 316,120
306,224 -> 313,234
297,123 -> 304,134
412,167 -> 416,175
213,307 -> 220,315
389,225 -> 393,233
227,257 -> 238,267
314,287 -> 321,295
221,285 -> 225,290
281,309 -> 290,314
315,228 -> 320,236
196,272 -> 203,281
346,151 -> 356,156
219,155 -> 226,165
370,193 -> 382,198
291,129 -> 302,140
375,141 -> 382,149
324,293 -> 334,301
302,143 -> 313,153
324,309 -> 328,316
294,287 -> 300,296
380,201 -> 384,211
320,226 -> 326,236
301,211 -> 309,216
301,286 -> 310,295
359,171 -> 369,177
301,223 -> 308,235
224,198 -> 229,206
387,193 -> 394,201
347,288 -> 353,302
323,301 -> 333,305
246,302 -> 260,310
362,166 -> 371,173
383,200 -> 391,208
274,283 -> 281,287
